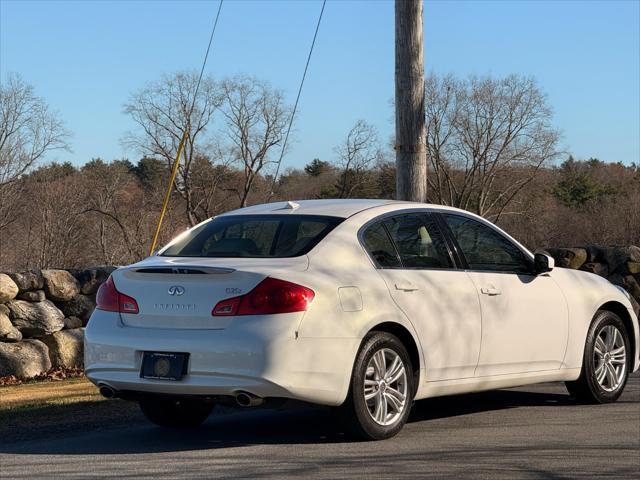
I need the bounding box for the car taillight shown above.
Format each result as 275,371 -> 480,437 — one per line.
96,276 -> 139,314
212,277 -> 314,316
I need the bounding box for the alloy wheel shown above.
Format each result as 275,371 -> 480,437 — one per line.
363,348 -> 408,426
593,325 -> 627,392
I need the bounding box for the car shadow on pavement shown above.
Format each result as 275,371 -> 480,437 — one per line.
409,388 -> 574,423
3,387 -> 579,456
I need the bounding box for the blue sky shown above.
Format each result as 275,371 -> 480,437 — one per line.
1,0 -> 639,169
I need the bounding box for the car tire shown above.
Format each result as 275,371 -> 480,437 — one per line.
565,310 -> 631,404
342,331 -> 414,440
139,396 -> 215,428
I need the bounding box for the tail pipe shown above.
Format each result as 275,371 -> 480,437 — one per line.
235,391 -> 264,407
99,384 -> 118,399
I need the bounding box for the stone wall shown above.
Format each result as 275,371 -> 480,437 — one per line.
0,267 -> 114,378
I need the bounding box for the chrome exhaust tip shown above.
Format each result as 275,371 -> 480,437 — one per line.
99,385 -> 117,399
235,392 -> 264,407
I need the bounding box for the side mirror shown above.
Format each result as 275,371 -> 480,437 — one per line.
533,251 -> 554,275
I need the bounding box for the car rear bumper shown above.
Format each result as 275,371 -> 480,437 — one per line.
84,310 -> 360,406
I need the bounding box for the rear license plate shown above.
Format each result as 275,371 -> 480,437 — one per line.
141,352 -> 189,381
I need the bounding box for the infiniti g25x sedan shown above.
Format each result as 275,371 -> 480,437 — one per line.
85,200 -> 639,440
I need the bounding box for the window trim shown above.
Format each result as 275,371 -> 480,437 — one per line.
436,212 -> 535,276
358,209 -> 459,271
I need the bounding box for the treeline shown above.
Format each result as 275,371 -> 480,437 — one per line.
0,154 -> 637,271
1,71 -> 639,271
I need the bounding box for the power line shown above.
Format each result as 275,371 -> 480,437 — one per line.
149,0 -> 225,256
190,0 -> 224,119
269,0 -> 327,198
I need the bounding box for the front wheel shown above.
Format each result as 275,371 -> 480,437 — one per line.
565,310 -> 631,404
343,331 -> 414,440
139,396 -> 214,428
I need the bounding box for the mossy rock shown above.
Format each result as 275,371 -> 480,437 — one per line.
627,262 -> 640,274
547,248 -> 587,269
0,339 -> 51,378
580,262 -> 609,277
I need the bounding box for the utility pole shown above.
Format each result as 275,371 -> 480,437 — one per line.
395,0 -> 427,202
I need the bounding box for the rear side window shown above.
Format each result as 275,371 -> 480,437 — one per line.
161,215 -> 343,258
383,214 -> 453,269
362,222 -> 401,268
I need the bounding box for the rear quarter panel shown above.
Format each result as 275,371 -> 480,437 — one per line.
297,214 -> 426,385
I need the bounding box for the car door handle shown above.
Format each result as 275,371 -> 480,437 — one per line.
481,286 -> 502,296
395,282 -> 419,292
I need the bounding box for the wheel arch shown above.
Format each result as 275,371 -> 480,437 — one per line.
598,301 -> 638,369
366,321 -> 422,394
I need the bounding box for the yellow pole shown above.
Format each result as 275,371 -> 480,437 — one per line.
148,129 -> 190,256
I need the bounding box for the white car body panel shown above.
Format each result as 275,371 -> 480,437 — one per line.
85,309 -> 360,405
549,267 -> 639,371
468,270 -> 569,376
375,268 -> 482,381
114,255 -> 309,330
85,199 -> 640,407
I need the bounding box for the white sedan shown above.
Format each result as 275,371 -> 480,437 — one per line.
85,200 -> 639,440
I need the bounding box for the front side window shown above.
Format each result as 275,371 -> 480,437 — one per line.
383,213 -> 453,269
161,215 -> 343,258
443,214 -> 531,273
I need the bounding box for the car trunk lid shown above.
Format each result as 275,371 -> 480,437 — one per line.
111,256 -> 308,329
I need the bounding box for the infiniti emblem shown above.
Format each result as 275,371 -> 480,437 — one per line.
167,285 -> 185,296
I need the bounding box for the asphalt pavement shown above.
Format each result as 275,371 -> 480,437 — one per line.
2,373 -> 639,479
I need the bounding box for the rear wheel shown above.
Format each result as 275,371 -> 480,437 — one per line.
343,331 -> 414,440
139,396 -> 214,428
565,310 -> 631,404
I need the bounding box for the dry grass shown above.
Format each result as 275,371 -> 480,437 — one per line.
1,377 -> 101,410
0,377 -> 142,442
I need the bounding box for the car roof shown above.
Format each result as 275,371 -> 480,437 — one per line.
219,199 -> 465,219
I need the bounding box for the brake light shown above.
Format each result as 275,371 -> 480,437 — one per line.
212,277 -> 314,316
96,276 -> 139,314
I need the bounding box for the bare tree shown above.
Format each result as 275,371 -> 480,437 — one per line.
219,76 -> 291,207
12,165 -> 85,269
335,120 -> 382,198
189,153 -> 235,218
0,73 -> 70,230
123,71 -> 222,226
79,160 -> 144,263
425,74 -> 561,222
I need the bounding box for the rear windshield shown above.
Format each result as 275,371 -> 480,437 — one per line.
161,215 -> 344,258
